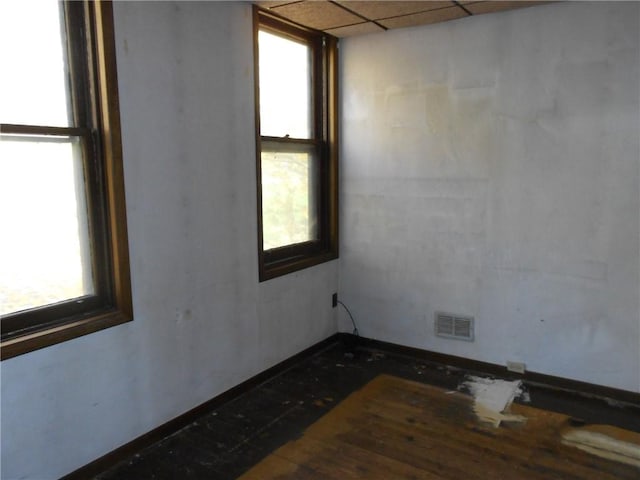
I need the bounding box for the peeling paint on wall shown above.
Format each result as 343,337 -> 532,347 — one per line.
340,1 -> 640,392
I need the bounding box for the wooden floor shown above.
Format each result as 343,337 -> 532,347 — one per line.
240,374 -> 640,480
94,340 -> 640,479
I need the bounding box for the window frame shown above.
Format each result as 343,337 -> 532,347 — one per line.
0,0 -> 132,360
254,7 -> 339,281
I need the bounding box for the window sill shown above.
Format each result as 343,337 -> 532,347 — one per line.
1,309 -> 132,360
260,250 -> 338,282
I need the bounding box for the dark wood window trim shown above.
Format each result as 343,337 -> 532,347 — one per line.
254,7 -> 339,282
1,0 -> 132,360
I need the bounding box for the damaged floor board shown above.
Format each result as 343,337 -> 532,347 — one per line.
240,375 -> 639,480
95,340 -> 640,479
562,425 -> 640,467
462,376 -> 527,427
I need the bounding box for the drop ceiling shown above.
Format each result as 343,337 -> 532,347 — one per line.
255,1 -> 551,37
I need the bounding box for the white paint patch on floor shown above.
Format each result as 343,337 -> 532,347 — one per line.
562,428 -> 640,468
462,376 -> 527,427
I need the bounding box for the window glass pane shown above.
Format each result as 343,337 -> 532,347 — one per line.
0,1 -> 71,127
0,136 -> 94,315
261,149 -> 318,250
258,30 -> 311,139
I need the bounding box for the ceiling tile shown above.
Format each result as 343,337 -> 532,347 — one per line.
379,6 -> 468,29
464,1 -> 550,15
336,1 -> 455,20
255,1 -> 298,8
271,1 -> 364,30
326,22 -> 386,38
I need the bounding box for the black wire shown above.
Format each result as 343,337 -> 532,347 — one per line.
337,300 -> 359,336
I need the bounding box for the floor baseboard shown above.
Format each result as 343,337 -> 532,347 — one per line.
347,334 -> 640,406
65,331 -> 639,479
62,333 -> 342,480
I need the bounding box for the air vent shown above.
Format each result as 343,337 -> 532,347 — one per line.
435,312 -> 474,341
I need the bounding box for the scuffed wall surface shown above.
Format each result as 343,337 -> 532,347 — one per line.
339,2 -> 639,391
1,3 -> 337,479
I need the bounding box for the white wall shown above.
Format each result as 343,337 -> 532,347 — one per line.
339,2 -> 639,392
1,3 -> 338,479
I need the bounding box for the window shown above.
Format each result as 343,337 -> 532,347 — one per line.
0,0 -> 132,360
254,8 -> 339,281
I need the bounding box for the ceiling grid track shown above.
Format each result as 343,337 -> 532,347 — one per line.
256,1 -> 552,37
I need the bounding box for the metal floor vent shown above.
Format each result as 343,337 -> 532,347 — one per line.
435,312 -> 474,341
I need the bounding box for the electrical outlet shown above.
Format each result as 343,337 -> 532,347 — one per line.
332,293 -> 338,308
506,361 -> 526,374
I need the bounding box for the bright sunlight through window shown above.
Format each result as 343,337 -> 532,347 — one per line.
258,30 -> 311,139
0,1 -> 93,315
258,30 -> 317,250
255,8 -> 337,281
0,1 -> 70,127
